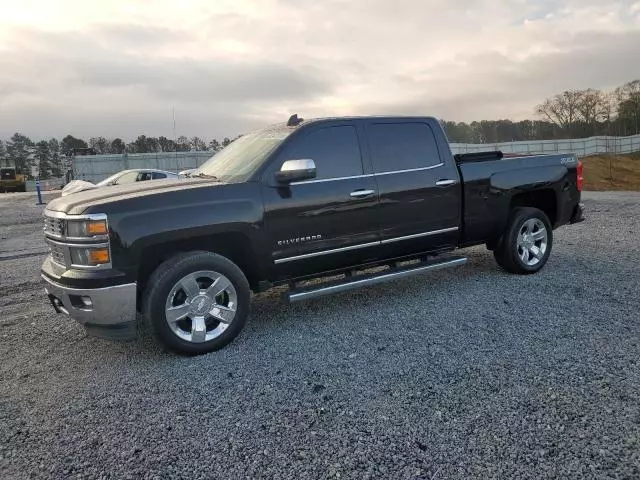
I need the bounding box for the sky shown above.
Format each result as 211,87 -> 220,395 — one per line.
1,0 -> 639,141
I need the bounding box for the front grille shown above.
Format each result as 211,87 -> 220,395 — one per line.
49,243 -> 66,266
44,215 -> 65,238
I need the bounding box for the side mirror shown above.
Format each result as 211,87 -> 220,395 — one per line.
274,159 -> 316,184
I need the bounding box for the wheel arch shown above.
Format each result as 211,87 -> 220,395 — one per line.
509,189 -> 558,227
137,231 -> 261,294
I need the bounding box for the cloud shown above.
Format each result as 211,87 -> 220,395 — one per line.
0,0 -> 638,140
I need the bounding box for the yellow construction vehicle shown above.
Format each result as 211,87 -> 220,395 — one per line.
0,167 -> 27,192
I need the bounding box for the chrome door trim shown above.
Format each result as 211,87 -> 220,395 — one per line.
380,227 -> 459,244
288,163 -> 445,185
375,163 -> 444,176
290,173 -> 374,186
274,226 -> 459,263
274,241 -> 380,264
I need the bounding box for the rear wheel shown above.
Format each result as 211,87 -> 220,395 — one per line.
142,251 -> 250,355
493,207 -> 552,274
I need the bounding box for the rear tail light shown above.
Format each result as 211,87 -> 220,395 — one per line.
577,159 -> 583,192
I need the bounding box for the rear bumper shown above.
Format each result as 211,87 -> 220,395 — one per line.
570,202 -> 585,224
42,274 -> 138,340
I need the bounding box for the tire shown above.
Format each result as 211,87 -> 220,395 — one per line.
493,207 -> 553,274
142,251 -> 250,355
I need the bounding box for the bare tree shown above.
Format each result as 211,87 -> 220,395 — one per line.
576,89 -> 605,125
535,90 -> 582,133
617,80 -> 640,134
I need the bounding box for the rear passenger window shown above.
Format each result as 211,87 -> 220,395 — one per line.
368,122 -> 442,173
280,125 -> 363,180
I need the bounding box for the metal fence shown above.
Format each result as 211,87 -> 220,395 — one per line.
450,133 -> 640,156
73,151 -> 213,184
72,134 -> 640,184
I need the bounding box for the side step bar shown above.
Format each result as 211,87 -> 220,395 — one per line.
285,256 -> 467,303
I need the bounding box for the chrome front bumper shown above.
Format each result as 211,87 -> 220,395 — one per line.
42,274 -> 137,328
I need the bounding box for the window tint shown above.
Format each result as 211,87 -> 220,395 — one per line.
281,125 -> 363,180
114,171 -> 139,184
367,122 -> 442,173
152,172 -> 167,179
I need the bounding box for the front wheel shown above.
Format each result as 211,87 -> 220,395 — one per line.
142,251 -> 250,355
493,207 -> 553,274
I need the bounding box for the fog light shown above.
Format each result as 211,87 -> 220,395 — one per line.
88,248 -> 110,265
81,296 -> 92,307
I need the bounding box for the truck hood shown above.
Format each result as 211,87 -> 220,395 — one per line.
61,179 -> 97,196
46,177 -> 223,214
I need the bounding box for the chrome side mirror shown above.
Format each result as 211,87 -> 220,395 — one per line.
275,159 -> 316,183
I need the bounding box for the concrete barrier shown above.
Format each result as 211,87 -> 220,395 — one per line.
26,178 -> 64,192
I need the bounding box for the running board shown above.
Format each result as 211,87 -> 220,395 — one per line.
285,256 -> 467,303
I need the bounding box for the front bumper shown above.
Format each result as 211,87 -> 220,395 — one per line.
570,202 -> 585,224
42,274 -> 138,339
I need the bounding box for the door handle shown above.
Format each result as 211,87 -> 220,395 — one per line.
350,189 -> 375,198
435,179 -> 456,186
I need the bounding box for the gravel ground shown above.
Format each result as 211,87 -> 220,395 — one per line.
1,191 -> 639,479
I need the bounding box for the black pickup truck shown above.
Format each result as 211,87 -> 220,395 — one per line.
41,115 -> 584,354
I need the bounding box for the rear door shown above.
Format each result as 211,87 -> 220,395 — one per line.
261,122 -> 380,279
364,120 -> 461,255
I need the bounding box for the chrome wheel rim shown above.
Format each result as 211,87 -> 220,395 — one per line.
517,218 -> 548,266
164,270 -> 237,343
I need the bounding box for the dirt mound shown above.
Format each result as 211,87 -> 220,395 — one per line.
582,153 -> 640,191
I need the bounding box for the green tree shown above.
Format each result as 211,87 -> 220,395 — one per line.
89,137 -> 110,154
190,136 -> 207,151
158,136 -> 176,152
109,138 -> 125,154
48,138 -> 63,177
6,133 -> 34,173
60,135 -> 88,155
176,136 -> 191,152
221,137 -> 231,148
208,139 -> 221,152
0,140 -> 7,167
34,140 -> 52,179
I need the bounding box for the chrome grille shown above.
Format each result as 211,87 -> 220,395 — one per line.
49,242 -> 67,266
44,215 -> 65,238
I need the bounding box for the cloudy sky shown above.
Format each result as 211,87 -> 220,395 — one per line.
1,0 -> 639,141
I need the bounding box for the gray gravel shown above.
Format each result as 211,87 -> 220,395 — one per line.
1,191 -> 639,479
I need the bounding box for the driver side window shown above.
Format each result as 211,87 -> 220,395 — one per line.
279,125 -> 363,180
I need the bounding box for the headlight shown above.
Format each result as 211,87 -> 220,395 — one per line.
66,218 -> 108,237
70,246 -> 111,266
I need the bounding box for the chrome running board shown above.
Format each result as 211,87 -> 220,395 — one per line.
285,256 -> 467,303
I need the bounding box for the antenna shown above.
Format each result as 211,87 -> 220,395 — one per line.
287,113 -> 304,126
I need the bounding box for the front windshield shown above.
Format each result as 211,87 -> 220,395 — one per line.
196,125 -> 294,182
96,172 -> 122,186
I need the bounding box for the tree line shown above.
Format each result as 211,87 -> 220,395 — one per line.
0,134 -> 238,180
1,79 -> 638,179
443,79 -> 639,143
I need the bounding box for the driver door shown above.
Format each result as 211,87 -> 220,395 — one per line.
261,121 -> 381,279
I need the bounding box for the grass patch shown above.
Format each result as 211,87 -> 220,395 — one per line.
582,153 -> 640,191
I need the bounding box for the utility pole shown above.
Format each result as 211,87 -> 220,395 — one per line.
173,107 -> 178,173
